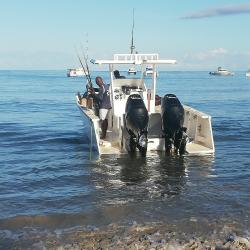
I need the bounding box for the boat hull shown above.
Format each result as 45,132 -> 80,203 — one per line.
76,95 -> 214,156
209,72 -> 234,76
67,69 -> 89,77
209,67 -> 234,76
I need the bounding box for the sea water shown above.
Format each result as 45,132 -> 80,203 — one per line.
0,70 -> 249,246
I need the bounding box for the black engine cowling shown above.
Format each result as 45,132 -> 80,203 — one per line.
125,94 -> 149,134
161,94 -> 187,154
161,94 -> 184,137
124,94 -> 149,156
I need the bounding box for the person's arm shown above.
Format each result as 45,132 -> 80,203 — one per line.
90,87 -> 103,102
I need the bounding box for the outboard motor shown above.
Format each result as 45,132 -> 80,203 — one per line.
161,94 -> 188,154
125,94 -> 149,156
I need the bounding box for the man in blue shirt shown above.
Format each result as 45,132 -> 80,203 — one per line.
91,76 -> 112,139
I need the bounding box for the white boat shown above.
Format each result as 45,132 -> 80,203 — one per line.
67,68 -> 89,77
144,65 -> 153,76
144,64 -> 158,77
246,70 -> 250,77
209,67 -> 234,76
128,67 -> 137,75
76,53 -> 215,157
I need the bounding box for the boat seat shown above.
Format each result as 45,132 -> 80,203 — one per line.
148,113 -> 163,138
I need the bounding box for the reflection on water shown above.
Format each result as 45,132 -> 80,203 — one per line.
76,153 -> 238,231
91,153 -> 215,207
1,70 -> 250,242
0,150 -> 221,234
119,156 -> 149,184
155,155 -> 187,197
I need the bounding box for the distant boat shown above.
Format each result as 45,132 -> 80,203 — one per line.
144,65 -> 153,76
67,68 -> 88,77
209,67 -> 234,76
128,67 -> 136,75
246,70 -> 250,77
144,65 -> 158,77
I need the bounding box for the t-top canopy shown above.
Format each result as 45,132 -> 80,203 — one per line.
90,53 -> 177,65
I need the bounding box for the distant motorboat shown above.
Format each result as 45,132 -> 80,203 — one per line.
144,65 -> 153,76
209,67 -> 234,76
128,67 -> 137,75
144,65 -> 158,77
246,70 -> 250,77
67,68 -> 88,77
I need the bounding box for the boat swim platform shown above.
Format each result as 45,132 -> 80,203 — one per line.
98,129 -> 213,155
99,143 -> 213,155
99,142 -> 121,155
98,130 -> 122,155
186,142 -> 214,155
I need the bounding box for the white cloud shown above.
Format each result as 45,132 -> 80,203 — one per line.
180,49 -> 250,70
185,48 -> 228,61
182,4 -> 250,19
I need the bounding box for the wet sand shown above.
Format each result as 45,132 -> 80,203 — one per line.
2,222 -> 249,250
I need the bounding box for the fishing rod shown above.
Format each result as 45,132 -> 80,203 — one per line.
75,47 -> 93,91
80,44 -> 92,85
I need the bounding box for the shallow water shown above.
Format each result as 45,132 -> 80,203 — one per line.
0,70 -> 249,244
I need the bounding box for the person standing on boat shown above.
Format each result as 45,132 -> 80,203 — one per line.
114,70 -> 126,79
90,76 -> 112,139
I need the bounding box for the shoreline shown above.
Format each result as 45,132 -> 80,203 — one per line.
2,222 -> 249,249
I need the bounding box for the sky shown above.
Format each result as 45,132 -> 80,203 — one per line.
1,0 -> 250,70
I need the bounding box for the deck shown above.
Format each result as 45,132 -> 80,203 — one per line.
99,130 -> 121,155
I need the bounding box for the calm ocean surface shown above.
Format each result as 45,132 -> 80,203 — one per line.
0,70 -> 249,243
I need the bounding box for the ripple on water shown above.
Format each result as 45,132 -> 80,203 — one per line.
0,71 -> 249,239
